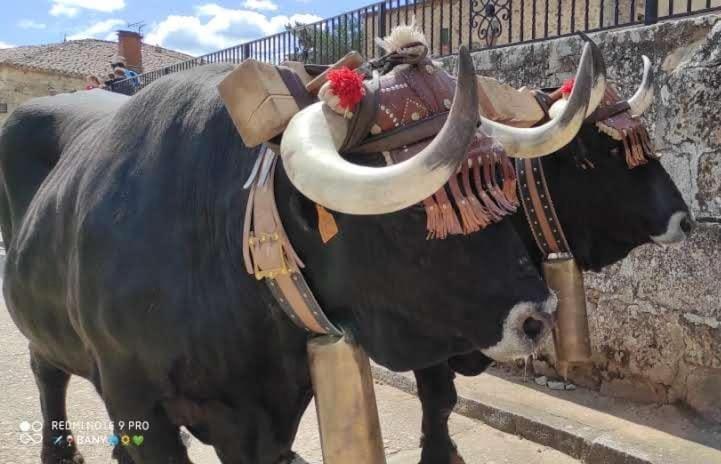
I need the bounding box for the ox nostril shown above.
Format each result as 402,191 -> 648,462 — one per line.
680,215 -> 695,235
522,317 -> 544,340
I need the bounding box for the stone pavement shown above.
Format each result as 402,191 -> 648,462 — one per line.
373,364 -> 721,464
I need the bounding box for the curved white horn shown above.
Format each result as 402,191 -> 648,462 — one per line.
279,46 -> 479,215
627,55 -> 654,117
581,34 -> 607,117
479,42 -> 595,158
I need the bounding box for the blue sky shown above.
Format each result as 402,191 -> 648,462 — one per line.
0,0 -> 369,56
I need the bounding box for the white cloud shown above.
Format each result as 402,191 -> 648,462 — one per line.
50,0 -> 125,17
144,4 -> 322,56
243,0 -> 278,11
50,4 -> 79,17
68,19 -> 126,40
0,41 -> 15,49
18,19 -> 47,30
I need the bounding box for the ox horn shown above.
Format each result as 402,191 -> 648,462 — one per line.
279,46 -> 479,215
579,32 -> 607,117
626,55 -> 654,116
478,42 -> 596,158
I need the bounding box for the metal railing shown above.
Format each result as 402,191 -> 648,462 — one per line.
111,0 -> 720,94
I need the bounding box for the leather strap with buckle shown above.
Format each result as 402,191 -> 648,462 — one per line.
515,158 -> 571,258
243,147 -> 342,336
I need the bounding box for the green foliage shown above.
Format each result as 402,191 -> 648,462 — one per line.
285,17 -> 368,64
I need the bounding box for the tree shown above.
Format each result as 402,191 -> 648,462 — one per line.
285,16 -> 367,64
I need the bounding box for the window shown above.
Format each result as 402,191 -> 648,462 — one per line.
440,28 -> 450,45
0,103 -> 7,113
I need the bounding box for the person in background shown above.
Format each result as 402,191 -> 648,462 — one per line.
84,75 -> 102,90
104,72 -> 116,88
108,67 -> 135,96
111,57 -> 140,87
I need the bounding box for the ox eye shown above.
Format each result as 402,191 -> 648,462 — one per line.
610,147 -> 620,157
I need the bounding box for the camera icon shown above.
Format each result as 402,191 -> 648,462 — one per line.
18,420 -> 43,445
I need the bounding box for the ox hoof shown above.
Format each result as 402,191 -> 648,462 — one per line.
419,437 -> 466,464
41,447 -> 85,464
418,452 -> 465,464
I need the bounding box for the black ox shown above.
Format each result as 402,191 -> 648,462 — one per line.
412,59 -> 692,464
0,47 -> 689,464
0,55 -> 564,463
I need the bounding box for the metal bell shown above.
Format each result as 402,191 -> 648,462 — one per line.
542,256 -> 592,377
307,334 -> 387,464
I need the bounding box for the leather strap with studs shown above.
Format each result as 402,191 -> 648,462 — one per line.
243,148 -> 342,336
515,158 -> 571,258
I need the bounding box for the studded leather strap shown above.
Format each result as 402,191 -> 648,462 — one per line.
243,147 -> 342,336
515,158 -> 571,258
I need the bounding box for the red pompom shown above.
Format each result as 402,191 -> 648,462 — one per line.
327,67 -> 365,110
560,78 -> 575,95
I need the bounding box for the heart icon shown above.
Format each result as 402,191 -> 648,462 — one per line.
132,435 -> 144,446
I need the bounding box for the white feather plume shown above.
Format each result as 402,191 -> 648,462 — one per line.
375,19 -> 428,53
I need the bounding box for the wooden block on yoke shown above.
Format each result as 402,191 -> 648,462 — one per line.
218,59 -> 301,148
476,76 -> 546,128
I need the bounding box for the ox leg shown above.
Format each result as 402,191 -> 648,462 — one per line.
30,350 -> 85,464
413,363 -> 465,464
100,371 -> 191,464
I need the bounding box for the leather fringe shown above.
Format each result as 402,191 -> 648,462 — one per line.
424,152 -> 519,240
424,196 -> 441,239
596,85 -> 655,169
434,188 -> 462,239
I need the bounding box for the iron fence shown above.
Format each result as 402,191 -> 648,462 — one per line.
111,0 -> 720,94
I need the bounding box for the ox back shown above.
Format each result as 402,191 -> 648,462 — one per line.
0,64 -> 551,464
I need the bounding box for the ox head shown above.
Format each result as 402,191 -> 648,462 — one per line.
542,47 -> 691,271
272,46 -> 600,369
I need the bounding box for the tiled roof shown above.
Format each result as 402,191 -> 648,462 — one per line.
0,39 -> 192,79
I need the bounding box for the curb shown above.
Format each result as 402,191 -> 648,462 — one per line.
371,365 -> 721,464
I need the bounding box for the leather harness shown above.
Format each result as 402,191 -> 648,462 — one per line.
515,158 -> 572,258
243,148 -> 342,336
242,56 -> 650,335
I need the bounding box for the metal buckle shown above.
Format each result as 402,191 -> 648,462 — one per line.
249,232 -> 290,280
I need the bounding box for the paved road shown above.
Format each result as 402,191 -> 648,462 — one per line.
0,249 -> 578,464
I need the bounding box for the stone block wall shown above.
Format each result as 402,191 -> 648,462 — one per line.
440,14 -> 721,422
0,66 -> 84,126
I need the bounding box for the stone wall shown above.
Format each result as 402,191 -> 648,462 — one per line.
0,66 -> 84,126
440,14 -> 721,422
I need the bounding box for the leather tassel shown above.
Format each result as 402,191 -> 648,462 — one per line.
501,156 -> 519,205
434,188 -> 462,239
631,130 -> 648,167
316,204 -> 339,244
423,196 -> 441,239
640,127 -> 654,157
473,156 -> 505,221
622,132 -> 636,168
461,160 -> 490,229
449,174 -> 483,234
488,155 -> 517,213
